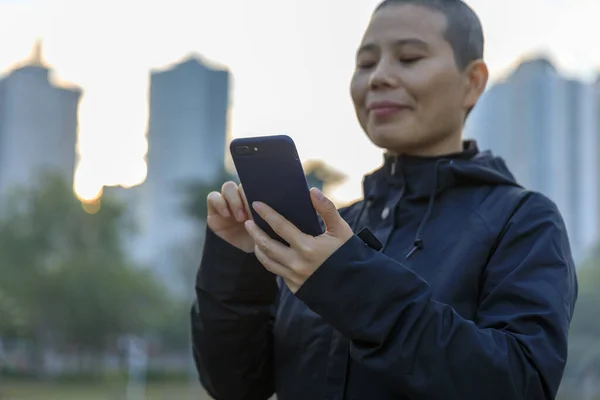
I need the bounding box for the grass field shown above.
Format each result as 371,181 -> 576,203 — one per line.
2,380 -> 596,400
0,380 -> 212,400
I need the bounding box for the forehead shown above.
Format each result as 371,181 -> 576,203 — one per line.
361,4 -> 448,47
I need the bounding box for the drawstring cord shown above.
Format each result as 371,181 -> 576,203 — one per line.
405,159 -> 450,259
352,158 -> 451,259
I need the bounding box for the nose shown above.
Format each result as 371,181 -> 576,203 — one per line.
368,58 -> 399,90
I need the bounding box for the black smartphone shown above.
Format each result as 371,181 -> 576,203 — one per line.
230,135 -> 323,244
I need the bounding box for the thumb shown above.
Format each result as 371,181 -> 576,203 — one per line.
310,188 -> 348,235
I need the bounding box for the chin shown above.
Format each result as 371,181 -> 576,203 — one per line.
366,123 -> 423,154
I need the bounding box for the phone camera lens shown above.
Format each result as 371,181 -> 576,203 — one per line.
234,146 -> 251,155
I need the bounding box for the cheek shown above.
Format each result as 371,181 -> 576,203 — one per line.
351,85 -> 371,136
350,76 -> 367,109
417,71 -> 462,115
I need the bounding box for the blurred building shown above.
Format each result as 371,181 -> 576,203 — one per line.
596,78 -> 600,254
465,57 -> 598,262
0,42 -> 81,200
564,79 -> 598,262
135,56 -> 231,290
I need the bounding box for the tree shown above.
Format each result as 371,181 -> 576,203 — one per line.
181,169 -> 238,224
0,172 -> 171,374
559,245 -> 600,398
303,160 -> 346,196
0,287 -> 30,339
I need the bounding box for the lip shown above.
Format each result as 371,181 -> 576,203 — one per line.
367,101 -> 410,117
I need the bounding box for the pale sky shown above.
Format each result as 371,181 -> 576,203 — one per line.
1,0 -> 600,203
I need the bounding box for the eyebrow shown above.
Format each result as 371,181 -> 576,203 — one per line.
356,38 -> 429,56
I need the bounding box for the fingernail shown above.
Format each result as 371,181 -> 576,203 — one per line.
252,201 -> 263,210
236,210 -> 246,221
313,188 -> 324,200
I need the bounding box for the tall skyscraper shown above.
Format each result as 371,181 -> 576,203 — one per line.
137,55 -> 230,289
595,78 -> 600,253
465,57 -> 598,261
564,79 -> 598,262
0,42 -> 81,199
146,56 -> 230,186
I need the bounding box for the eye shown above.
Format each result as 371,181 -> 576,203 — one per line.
357,61 -> 376,70
399,57 -> 423,65
356,58 -> 377,70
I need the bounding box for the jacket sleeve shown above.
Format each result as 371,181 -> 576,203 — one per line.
191,227 -> 278,400
295,192 -> 578,399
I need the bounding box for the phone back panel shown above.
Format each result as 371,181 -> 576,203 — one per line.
230,135 -> 323,244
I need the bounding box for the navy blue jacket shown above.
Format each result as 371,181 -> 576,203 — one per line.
192,141 -> 578,400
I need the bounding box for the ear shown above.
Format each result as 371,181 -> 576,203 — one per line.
461,60 -> 489,111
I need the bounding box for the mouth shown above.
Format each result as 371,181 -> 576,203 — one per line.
367,101 -> 410,118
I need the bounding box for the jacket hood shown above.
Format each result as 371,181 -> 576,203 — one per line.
359,140 -> 521,259
362,140 -> 520,201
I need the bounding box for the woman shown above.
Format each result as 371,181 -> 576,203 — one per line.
191,1 -> 578,399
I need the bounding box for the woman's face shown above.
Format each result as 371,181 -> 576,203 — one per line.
350,4 -> 486,156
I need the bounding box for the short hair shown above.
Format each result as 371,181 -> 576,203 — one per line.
374,0 -> 484,70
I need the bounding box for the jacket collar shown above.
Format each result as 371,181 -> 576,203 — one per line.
362,140 -> 479,200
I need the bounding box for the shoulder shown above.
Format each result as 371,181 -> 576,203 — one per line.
504,190 -> 566,231
490,189 -> 574,270
474,184 -> 563,232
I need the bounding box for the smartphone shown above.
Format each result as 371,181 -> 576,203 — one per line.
230,135 -> 323,244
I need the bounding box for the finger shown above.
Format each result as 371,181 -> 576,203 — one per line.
252,201 -> 307,249
245,220 -> 293,265
310,188 -> 350,236
221,181 -> 246,222
238,184 -> 252,220
254,246 -> 299,286
254,246 -> 291,277
206,191 -> 230,218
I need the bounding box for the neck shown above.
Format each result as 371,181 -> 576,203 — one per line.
387,132 -> 463,158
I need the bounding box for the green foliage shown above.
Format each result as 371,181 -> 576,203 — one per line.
561,244 -> 600,394
0,172 -> 173,355
181,169 -> 238,223
570,245 -> 600,336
